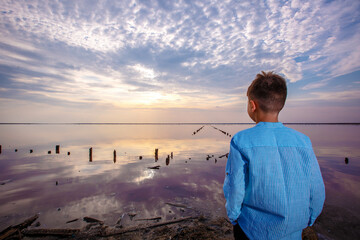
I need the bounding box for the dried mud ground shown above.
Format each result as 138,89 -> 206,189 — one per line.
3,204 -> 360,240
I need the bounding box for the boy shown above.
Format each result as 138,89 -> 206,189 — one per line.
223,71 -> 325,240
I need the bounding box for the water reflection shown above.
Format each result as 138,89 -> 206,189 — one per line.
0,124 -> 359,230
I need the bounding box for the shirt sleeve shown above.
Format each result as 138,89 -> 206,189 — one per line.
308,149 -> 326,226
223,138 -> 247,225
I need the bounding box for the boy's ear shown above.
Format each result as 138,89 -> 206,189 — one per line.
249,100 -> 257,112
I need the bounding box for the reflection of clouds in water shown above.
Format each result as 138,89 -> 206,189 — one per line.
37,194 -> 124,228
11,163 -> 42,171
314,146 -> 360,158
133,169 -> 156,184
182,179 -> 225,204
182,182 -> 198,189
1,187 -> 31,202
1,125 -> 359,230
183,179 -> 226,217
63,194 -> 124,217
0,197 -> 36,222
319,162 -> 360,214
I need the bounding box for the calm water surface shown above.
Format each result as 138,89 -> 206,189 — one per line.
0,124 -> 359,230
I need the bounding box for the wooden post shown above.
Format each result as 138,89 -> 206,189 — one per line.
155,148 -> 159,161
113,150 -> 116,163
89,148 -> 92,162
166,155 -> 170,166
171,152 -> 173,159
0,145 -> 2,154
56,145 -> 60,154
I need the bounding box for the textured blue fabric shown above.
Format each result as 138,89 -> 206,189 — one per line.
223,122 -> 325,240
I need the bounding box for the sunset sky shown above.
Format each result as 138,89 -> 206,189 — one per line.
0,0 -> 359,123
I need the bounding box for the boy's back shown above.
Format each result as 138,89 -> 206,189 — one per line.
224,122 -> 325,239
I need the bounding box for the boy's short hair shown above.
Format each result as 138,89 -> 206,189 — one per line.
247,71 -> 287,113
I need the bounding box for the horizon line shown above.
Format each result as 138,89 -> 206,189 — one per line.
0,122 -> 359,125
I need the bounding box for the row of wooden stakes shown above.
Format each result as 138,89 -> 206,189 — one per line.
0,145 -> 174,164
89,148 -> 173,163
0,145 -> 70,155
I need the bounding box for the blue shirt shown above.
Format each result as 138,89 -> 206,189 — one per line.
223,122 -> 325,240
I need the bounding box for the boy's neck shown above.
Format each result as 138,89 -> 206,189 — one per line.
254,111 -> 279,124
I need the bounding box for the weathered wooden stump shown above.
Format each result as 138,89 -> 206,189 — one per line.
166,155 -> 170,166
89,148 -> 93,162
56,145 -> 60,154
155,148 -> 159,161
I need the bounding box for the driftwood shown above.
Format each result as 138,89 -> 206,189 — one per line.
22,228 -> 80,237
66,218 -> 79,224
218,153 -> 228,158
104,216 -> 196,237
83,216 -> 103,224
116,213 -> 126,226
0,179 -> 11,185
135,217 -> 161,221
2,214 -> 197,239
165,202 -> 189,208
0,227 -> 17,240
0,214 -> 38,240
148,165 -> 160,169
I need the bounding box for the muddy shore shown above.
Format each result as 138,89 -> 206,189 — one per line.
2,203 -> 359,240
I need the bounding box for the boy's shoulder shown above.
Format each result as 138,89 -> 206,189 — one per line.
232,122 -> 312,149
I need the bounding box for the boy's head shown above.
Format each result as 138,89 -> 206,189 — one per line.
247,71 -> 287,114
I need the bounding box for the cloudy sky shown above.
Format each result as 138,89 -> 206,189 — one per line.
0,0 -> 359,123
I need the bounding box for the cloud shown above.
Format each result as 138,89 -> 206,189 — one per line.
301,81 -> 328,90
288,89 -> 360,104
310,90 -> 360,102
0,0 -> 359,122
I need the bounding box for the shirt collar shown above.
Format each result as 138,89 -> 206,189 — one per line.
256,122 -> 284,128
